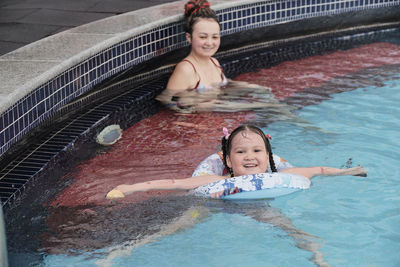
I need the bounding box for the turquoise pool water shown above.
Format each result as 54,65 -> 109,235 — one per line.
41,69 -> 400,266
270,73 -> 400,266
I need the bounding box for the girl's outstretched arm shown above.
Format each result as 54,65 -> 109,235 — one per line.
106,175 -> 226,199
280,166 -> 367,179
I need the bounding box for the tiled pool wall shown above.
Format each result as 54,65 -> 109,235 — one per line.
0,0 -> 399,159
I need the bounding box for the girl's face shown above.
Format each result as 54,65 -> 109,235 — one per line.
226,130 -> 269,177
187,18 -> 220,58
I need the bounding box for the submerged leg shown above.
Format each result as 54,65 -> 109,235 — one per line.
243,203 -> 331,267
98,203 -> 211,266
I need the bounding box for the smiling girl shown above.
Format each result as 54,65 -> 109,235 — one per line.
106,125 -> 366,199
156,0 -> 230,112
166,0 -> 227,93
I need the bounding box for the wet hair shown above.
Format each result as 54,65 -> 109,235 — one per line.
184,0 -> 220,35
221,125 -> 277,177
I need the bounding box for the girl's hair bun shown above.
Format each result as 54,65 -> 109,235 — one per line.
183,0 -> 218,34
184,0 -> 211,17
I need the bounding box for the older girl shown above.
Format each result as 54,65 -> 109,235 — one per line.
166,0 -> 227,93
156,0 -> 229,112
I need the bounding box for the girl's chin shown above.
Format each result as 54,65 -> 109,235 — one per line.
236,170 -> 261,176
200,49 -> 217,55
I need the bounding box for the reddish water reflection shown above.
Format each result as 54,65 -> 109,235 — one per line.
235,42 -> 400,100
51,110 -> 254,207
51,42 -> 400,208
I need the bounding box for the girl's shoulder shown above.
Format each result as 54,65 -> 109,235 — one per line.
210,57 -> 221,66
167,59 -> 199,91
175,59 -> 197,74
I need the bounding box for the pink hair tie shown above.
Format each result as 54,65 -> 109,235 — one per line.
222,127 -> 230,140
265,134 -> 272,140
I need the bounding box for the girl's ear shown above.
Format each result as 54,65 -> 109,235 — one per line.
186,33 -> 192,43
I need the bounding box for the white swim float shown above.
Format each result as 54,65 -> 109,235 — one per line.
191,153 -> 310,199
192,172 -> 311,200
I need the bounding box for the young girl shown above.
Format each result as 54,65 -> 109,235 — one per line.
106,124 -> 366,199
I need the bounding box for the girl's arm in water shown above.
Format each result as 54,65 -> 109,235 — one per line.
280,166 -> 367,179
106,175 -> 226,199
106,166 -> 367,199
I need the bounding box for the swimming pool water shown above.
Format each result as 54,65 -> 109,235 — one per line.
270,73 -> 400,266
40,66 -> 400,266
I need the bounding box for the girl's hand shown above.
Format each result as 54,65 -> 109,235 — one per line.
209,187 -> 240,198
210,190 -> 224,198
106,189 -> 125,199
347,166 -> 367,177
106,184 -> 134,199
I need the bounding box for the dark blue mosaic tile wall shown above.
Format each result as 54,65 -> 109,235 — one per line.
0,0 -> 399,157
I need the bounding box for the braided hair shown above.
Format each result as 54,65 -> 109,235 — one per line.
221,125 -> 277,177
184,0 -> 220,35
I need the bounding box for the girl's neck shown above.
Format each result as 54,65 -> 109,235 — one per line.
188,53 -> 211,65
